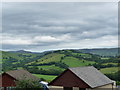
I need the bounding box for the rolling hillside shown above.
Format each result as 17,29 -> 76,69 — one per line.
1,48 -> 120,82
1,48 -> 119,73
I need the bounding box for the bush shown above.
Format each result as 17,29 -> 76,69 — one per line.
15,79 -> 42,89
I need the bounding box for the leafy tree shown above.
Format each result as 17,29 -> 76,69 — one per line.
15,79 -> 42,89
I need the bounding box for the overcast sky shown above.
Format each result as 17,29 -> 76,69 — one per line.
1,2 -> 118,52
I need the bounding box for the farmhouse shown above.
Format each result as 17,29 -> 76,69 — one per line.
0,69 -> 40,88
49,66 -> 115,90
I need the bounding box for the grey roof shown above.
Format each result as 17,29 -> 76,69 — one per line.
69,66 -> 113,88
5,69 -> 40,81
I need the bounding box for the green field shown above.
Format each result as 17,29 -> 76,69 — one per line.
100,67 -> 119,74
63,57 -> 95,67
38,53 -> 65,63
102,63 -> 118,66
72,53 -> 92,58
33,74 -> 57,82
101,58 -> 109,60
37,65 -> 64,70
17,67 -> 24,69
27,53 -> 65,65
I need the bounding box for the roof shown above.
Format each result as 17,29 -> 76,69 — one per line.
4,69 -> 40,81
69,66 -> 113,88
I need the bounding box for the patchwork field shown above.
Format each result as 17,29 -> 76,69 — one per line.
100,67 -> 119,74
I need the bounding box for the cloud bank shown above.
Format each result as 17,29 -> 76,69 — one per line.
1,2 -> 118,52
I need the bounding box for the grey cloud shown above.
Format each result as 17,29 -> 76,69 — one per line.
1,2 -> 118,51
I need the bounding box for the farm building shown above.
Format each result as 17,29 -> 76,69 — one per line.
0,69 -> 40,88
49,66 -> 116,90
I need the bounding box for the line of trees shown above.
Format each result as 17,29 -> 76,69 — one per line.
26,66 -> 63,75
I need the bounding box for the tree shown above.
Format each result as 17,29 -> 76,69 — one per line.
61,56 -> 64,60
15,79 -> 42,89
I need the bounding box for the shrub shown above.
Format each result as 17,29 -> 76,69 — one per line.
15,79 -> 42,89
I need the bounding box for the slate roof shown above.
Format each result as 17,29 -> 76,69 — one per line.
69,66 -> 113,88
4,69 -> 40,81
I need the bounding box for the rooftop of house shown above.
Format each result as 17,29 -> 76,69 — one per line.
49,66 -> 113,88
69,66 -> 113,88
2,69 -> 40,81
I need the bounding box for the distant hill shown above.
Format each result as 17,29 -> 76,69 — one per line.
79,48 -> 118,56
8,50 -> 40,54
4,47 -> 119,56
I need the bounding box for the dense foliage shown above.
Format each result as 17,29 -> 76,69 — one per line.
15,79 -> 42,89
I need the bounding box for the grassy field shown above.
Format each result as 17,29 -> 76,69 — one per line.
27,52 -> 95,68
17,67 -> 24,69
28,53 -> 65,65
72,53 -> 92,58
63,56 -> 95,67
37,53 -> 65,63
33,74 -> 57,82
37,65 -> 65,70
101,58 -> 109,60
100,67 -> 119,74
102,63 -> 118,65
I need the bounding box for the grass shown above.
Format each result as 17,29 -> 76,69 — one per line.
28,53 -> 65,65
63,57 -> 95,67
37,53 -> 65,63
102,63 -> 118,65
33,74 -> 57,82
2,51 -> 23,61
12,62 -> 19,64
17,67 -> 24,69
72,53 -> 92,58
37,65 -> 65,71
100,67 -> 119,74
101,58 -> 109,60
